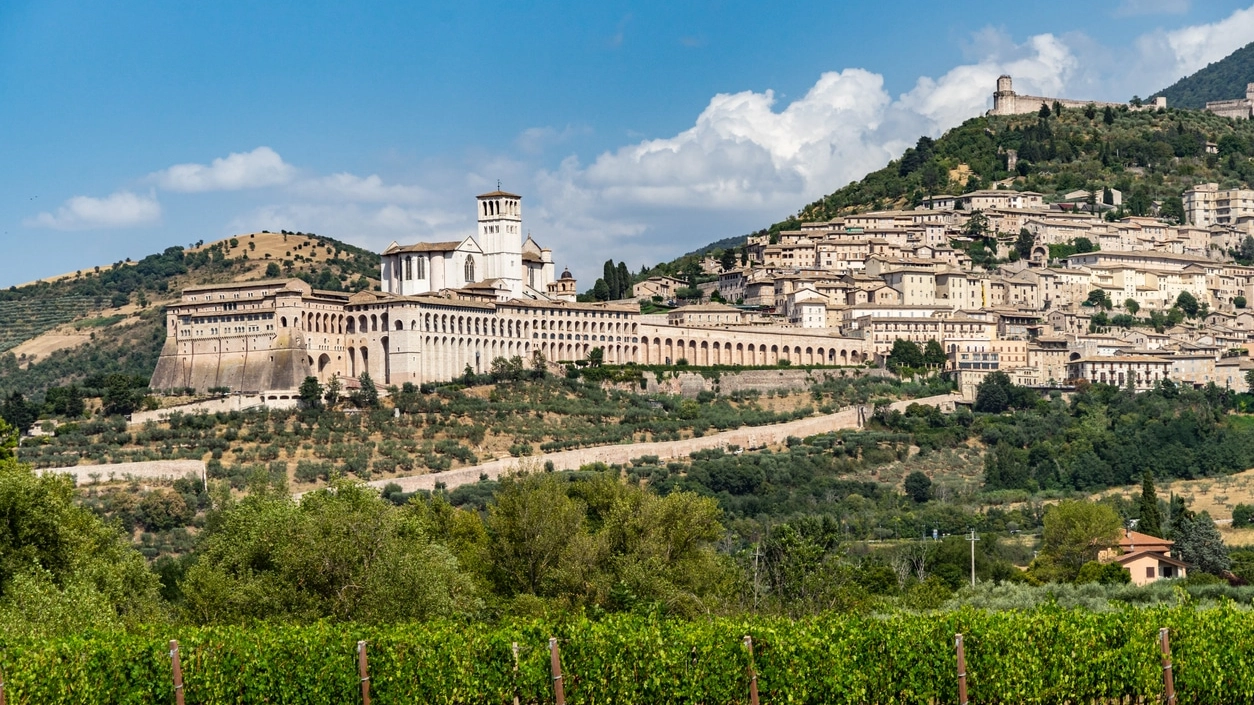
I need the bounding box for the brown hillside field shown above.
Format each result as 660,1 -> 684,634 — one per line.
1093,469 -> 1254,545
16,231 -> 365,291
187,232 -> 350,283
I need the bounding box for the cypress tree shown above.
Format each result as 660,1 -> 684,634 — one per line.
1137,472 -> 1163,537
616,262 -> 631,299
603,260 -> 618,299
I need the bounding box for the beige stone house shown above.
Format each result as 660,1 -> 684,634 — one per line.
1103,530 -> 1187,586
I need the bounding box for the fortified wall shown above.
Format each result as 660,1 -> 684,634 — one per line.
987,75 -> 1164,117
1205,83 -> 1254,120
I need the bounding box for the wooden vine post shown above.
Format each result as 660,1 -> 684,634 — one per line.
169,639 -> 185,705
0,663 -> 7,705
744,635 -> 760,705
549,637 -> 566,705
955,633 -> 968,705
357,640 -> 371,705
511,639 -> 521,702
1160,628 -> 1175,704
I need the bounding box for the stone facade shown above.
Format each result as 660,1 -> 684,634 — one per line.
988,75 -> 1163,117
1205,83 -> 1254,120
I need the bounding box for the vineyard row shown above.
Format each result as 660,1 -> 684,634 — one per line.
2,608 -> 1253,704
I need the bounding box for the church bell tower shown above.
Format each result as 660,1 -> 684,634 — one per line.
476,188 -> 523,299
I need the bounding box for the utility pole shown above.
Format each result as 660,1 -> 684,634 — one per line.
967,529 -> 979,587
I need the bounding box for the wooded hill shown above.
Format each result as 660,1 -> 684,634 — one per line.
0,231 -> 379,400
632,101 -> 1254,289
1153,40 -> 1254,109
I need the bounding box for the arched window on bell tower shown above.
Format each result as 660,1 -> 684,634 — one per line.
465,255 -> 476,283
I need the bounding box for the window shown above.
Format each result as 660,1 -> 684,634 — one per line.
1146,566 -> 1156,579
464,256 -> 475,283
416,256 -> 426,280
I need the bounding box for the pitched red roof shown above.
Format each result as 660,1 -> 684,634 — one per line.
1119,529 -> 1173,554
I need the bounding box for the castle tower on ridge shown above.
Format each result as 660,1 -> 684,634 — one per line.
992,75 -> 1016,115
477,189 -> 524,299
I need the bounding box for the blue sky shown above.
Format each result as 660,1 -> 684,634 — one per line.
5,0 -> 1254,286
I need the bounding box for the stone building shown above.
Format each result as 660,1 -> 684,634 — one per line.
154,189 -> 873,395
1183,183 -> 1254,228
987,75 -> 1162,117
379,191 -> 555,300
1066,355 -> 1171,390
1205,83 -> 1254,120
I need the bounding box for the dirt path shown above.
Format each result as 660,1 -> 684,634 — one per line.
362,393 -> 963,495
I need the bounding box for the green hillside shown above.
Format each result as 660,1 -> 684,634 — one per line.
1153,41 -> 1254,109
0,231 -> 379,401
631,103 -> 1254,288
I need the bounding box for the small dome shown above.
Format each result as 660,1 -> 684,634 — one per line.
560,268 -> 574,280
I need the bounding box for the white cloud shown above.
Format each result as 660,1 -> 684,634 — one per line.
26,191 -> 161,230
536,32 -> 1077,229
1134,6 -> 1254,89
1114,0 -> 1191,17
153,146 -> 295,192
526,7 -> 1254,278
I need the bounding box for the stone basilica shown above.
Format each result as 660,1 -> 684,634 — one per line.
150,190 -> 870,395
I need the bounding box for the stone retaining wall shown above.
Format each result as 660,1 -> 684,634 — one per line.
610,366 -> 892,398
364,393 -> 962,495
38,459 -> 207,486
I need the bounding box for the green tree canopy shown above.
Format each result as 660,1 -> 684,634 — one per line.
887,339 -> 924,371
0,449 -> 160,637
181,481 -> 478,624
903,471 -> 933,503
1085,289 -> 1113,310
298,376 -> 323,409
353,373 -> 379,408
1038,501 -> 1122,580
1176,291 -> 1200,318
923,339 -> 947,367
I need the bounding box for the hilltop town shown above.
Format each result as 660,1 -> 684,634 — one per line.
155,161 -> 1254,407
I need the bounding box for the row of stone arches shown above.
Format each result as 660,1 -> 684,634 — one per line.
421,336 -> 532,382
421,312 -> 529,338
536,341 -> 637,364
639,337 -> 864,367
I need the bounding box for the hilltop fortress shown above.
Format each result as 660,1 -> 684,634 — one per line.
988,75 -> 1165,117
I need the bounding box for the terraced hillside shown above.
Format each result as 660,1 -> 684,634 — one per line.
0,296 -> 95,353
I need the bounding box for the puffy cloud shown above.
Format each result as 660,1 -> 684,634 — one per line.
535,31 -> 1077,242
26,191 -> 161,230
1134,6 -> 1254,90
153,146 -> 295,192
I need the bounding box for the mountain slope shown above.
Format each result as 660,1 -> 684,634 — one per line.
1153,41 -> 1254,109
639,103 -> 1254,282
0,231 -> 379,400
